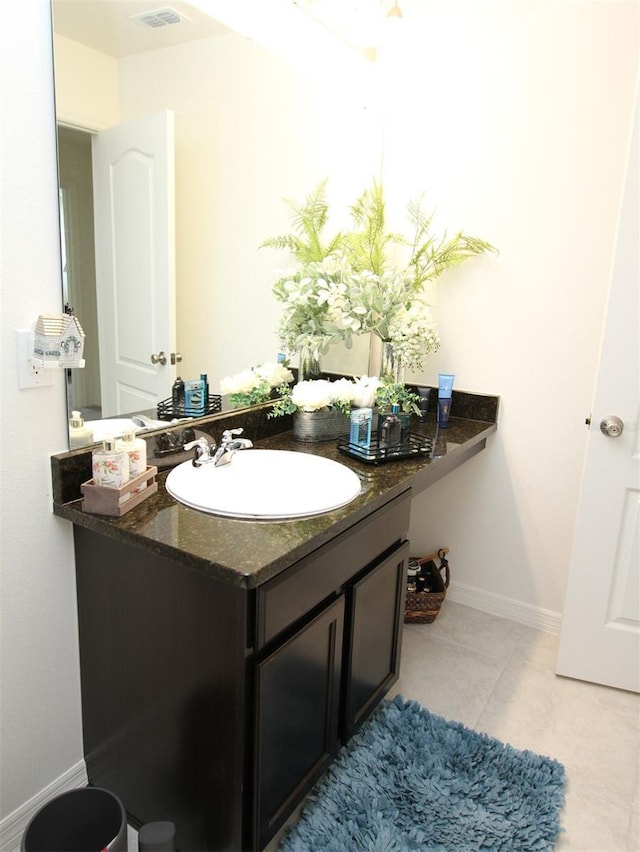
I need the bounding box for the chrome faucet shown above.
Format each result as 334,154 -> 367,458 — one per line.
211,429 -> 253,467
184,429 -> 253,468
184,436 -> 216,467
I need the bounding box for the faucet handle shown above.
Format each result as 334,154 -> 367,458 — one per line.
183,437 -> 215,466
220,428 -> 244,443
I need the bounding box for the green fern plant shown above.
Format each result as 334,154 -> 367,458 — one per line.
342,180 -> 404,275
406,195 -> 498,287
260,179 -> 344,264
343,180 -> 497,287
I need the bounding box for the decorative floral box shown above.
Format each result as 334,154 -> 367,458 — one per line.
81,466 -> 158,516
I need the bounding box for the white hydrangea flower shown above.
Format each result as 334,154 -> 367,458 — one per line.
290,380 -> 334,411
330,378 -> 357,407
351,375 -> 380,409
255,362 -> 294,388
220,369 -> 260,395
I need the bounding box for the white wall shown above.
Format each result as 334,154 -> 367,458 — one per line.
53,33 -> 120,130
54,33 -> 120,130
386,0 -> 639,619
0,0 -> 84,835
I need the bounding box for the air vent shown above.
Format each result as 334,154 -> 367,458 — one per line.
130,7 -> 189,29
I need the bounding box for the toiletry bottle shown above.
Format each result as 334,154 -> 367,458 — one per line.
350,407 -> 372,449
379,404 -> 402,449
437,373 -> 455,428
92,436 -> 130,489
437,397 -> 453,427
416,388 -> 431,422
69,410 -> 94,449
200,373 -> 209,413
116,430 -> 147,491
172,376 -> 184,411
184,379 -> 205,416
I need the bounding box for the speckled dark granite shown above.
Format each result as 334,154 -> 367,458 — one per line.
52,395 -> 497,590
405,385 -> 500,422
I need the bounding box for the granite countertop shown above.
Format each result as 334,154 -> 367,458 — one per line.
52,391 -> 498,590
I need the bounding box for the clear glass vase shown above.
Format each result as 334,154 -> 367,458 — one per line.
298,349 -> 322,382
378,340 -> 405,384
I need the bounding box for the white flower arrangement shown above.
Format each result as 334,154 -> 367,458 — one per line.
328,268 -> 441,372
270,375 -> 380,418
273,263 -> 440,374
384,302 -> 441,373
264,180 -> 496,378
272,258 -> 355,358
221,361 -> 294,408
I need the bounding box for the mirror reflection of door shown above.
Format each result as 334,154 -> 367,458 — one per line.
57,111 -> 177,419
92,109 -> 177,417
57,124 -> 101,418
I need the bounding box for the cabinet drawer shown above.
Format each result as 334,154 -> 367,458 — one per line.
256,489 -> 411,649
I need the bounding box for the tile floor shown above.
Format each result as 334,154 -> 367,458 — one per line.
269,602 -> 639,852
389,602 -> 640,852
132,602 -> 639,851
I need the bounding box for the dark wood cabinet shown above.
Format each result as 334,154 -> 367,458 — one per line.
253,596 -> 344,849
73,489 -> 411,850
342,542 -> 409,740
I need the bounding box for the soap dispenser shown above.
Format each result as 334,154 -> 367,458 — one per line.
69,410 -> 94,449
92,436 -> 130,488
117,430 -> 148,491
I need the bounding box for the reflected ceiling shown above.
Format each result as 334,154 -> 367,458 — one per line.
52,0 -> 230,57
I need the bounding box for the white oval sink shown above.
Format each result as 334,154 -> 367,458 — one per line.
165,449 -> 361,519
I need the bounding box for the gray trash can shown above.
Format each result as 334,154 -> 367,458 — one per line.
22,787 -> 127,852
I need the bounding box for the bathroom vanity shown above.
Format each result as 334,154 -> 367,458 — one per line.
52,392 -> 498,851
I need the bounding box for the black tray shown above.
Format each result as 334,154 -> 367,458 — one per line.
157,394 -> 222,420
337,433 -> 433,465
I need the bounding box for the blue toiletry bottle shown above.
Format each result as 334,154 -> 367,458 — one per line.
350,408 -> 372,449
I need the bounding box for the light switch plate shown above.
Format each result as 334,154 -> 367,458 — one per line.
15,330 -> 55,389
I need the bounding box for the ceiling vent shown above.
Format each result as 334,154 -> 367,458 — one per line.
130,7 -> 190,29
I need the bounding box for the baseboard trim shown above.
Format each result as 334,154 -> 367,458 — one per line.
0,761 -> 87,852
447,580 -> 562,635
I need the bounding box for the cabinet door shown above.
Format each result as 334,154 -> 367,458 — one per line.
342,541 -> 409,741
253,595 -> 345,850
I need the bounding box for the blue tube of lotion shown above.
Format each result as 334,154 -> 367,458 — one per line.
438,373 -> 454,427
438,373 -> 455,398
438,397 -> 453,427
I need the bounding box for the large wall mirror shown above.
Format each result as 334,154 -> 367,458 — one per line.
51,0 -> 382,447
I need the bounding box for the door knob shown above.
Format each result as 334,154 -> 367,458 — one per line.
150,351 -> 167,366
600,416 -> 624,438
171,352 -> 183,365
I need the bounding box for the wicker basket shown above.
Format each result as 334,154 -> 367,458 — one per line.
404,548 -> 450,623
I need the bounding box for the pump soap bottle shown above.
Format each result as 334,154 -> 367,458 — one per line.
92,436 -> 130,489
69,411 -> 94,449
117,430 -> 148,491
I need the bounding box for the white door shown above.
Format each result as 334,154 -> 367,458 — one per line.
556,86 -> 639,693
93,110 -> 176,417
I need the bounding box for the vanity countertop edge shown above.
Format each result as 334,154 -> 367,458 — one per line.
51,392 -> 498,590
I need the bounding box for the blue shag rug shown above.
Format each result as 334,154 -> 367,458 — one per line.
279,696 -> 565,851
